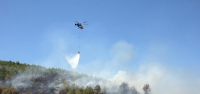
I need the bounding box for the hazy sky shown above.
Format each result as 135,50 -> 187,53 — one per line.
1,0 -> 200,93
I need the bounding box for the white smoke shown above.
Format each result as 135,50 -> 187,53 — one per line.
78,40 -> 200,94
65,54 -> 80,69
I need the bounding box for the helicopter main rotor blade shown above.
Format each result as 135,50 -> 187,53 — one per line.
83,21 -> 87,23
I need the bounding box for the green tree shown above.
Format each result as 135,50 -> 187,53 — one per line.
143,84 -> 151,94
75,89 -> 81,94
94,85 -> 101,94
5,73 -> 10,80
68,88 -> 75,94
83,86 -> 94,94
118,82 -> 129,94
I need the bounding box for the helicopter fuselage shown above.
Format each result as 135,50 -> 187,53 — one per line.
75,23 -> 83,29
78,25 -> 83,29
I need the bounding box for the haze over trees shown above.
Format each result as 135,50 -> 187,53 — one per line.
143,84 -> 151,94
0,60 -> 151,94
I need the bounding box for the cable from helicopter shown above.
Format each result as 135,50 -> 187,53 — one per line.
74,21 -> 88,54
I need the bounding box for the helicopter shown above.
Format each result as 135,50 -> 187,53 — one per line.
75,21 -> 87,29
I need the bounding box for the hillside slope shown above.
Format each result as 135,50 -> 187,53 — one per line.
0,60 -> 144,94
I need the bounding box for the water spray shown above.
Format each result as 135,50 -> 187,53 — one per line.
65,54 -> 80,69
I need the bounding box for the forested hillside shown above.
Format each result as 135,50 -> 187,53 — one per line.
0,60 -> 150,94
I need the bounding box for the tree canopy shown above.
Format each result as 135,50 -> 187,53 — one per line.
0,60 -> 150,94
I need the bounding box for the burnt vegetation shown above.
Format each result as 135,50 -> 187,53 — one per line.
0,60 -> 150,94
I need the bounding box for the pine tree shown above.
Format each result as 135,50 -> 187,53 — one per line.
94,85 -> 101,94
83,86 -> 94,94
143,84 -> 151,94
118,82 -> 129,94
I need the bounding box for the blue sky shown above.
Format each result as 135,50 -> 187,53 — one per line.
1,0 -> 200,93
